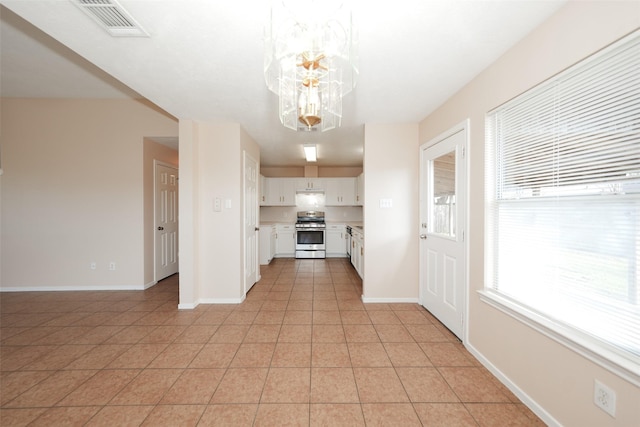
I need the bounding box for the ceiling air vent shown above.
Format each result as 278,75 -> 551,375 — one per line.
72,0 -> 148,37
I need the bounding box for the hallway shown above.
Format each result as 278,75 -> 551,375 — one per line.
0,258 -> 543,425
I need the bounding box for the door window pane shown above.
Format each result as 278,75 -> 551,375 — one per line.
432,151 -> 456,237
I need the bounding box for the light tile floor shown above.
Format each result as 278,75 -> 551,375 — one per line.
0,258 -> 545,426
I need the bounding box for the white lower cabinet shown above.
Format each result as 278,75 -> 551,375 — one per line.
351,228 -> 364,279
326,224 -> 347,257
259,225 -> 276,265
275,224 -> 295,257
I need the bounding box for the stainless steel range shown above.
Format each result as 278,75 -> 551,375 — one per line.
295,210 -> 326,259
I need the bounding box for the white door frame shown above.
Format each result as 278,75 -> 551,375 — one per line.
419,119 -> 470,342
154,160 -> 179,283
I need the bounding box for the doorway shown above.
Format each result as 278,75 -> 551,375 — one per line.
419,121 -> 468,340
154,161 -> 179,281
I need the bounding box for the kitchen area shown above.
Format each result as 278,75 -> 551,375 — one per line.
258,171 -> 364,279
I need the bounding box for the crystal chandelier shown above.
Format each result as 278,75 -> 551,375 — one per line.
264,1 -> 358,132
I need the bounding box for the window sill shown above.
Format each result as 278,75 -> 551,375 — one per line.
478,289 -> 640,387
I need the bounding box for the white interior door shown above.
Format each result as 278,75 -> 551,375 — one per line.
155,162 -> 179,281
244,151 -> 259,293
419,123 -> 468,340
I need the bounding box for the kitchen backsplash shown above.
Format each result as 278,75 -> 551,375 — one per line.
260,206 -> 363,223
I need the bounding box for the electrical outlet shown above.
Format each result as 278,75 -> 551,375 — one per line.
90,262 -> 97,270
109,262 -> 116,271
594,379 -> 616,417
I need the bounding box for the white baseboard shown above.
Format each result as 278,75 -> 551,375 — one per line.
0,284 -> 145,292
178,294 -> 246,309
361,296 -> 420,304
465,341 -> 561,427
177,302 -> 198,310
199,296 -> 246,305
144,281 -> 157,289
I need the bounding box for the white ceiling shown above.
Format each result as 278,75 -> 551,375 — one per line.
0,0 -> 566,167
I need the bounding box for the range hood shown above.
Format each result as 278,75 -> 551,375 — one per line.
296,188 -> 324,194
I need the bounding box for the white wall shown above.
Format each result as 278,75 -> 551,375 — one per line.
418,2 -> 640,425
178,121 -> 260,307
362,123 -> 420,302
0,98 -> 178,290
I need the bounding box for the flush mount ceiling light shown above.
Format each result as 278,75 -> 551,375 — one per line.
264,0 -> 358,132
304,145 -> 317,162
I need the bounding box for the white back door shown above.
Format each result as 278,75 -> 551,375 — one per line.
419,122 -> 468,340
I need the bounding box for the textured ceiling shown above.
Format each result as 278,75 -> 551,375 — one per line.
0,0 -> 566,166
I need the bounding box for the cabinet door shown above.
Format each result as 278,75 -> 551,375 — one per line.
339,178 -> 356,205
270,228 -> 276,259
356,173 -> 364,206
326,224 -> 346,257
351,230 -> 364,278
259,226 -> 274,264
325,178 -> 356,206
267,178 -> 296,206
266,178 -> 281,205
276,224 -> 295,256
296,178 -> 325,191
260,175 -> 268,206
280,179 -> 296,205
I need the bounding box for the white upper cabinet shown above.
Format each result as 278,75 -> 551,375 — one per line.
356,173 -> 364,206
266,178 -> 296,206
260,175 -> 268,205
260,176 -> 362,206
325,178 -> 356,206
295,178 -> 325,191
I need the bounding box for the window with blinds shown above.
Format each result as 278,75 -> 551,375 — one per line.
484,30 -> 640,381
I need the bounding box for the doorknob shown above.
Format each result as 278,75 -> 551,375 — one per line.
255,227 -> 259,231
419,234 -> 427,239
158,226 -> 164,231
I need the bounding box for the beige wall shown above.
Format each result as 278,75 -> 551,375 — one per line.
418,2 -> 640,425
178,121 -> 260,307
362,123 -> 419,301
1,98 -> 178,290
261,166 -> 363,177
143,138 -> 178,287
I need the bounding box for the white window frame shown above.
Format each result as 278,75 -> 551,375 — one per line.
481,29 -> 640,387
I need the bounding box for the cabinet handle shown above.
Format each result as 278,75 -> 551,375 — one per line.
361,247 -> 363,255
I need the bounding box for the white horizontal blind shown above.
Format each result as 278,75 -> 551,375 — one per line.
485,31 -> 640,366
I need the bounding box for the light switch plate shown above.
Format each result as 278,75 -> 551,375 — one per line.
379,198 -> 393,208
